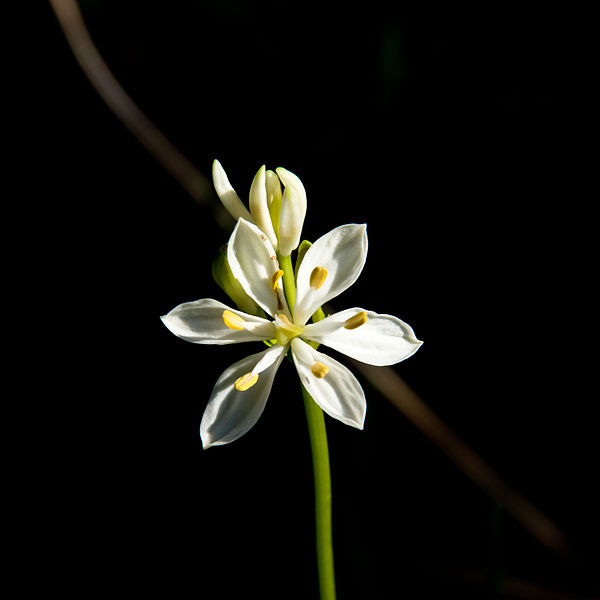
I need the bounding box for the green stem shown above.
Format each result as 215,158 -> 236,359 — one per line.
301,384 -> 336,600
278,248 -> 335,599
278,252 -> 296,311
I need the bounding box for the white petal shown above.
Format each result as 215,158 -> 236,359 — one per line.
294,224 -> 368,326
200,345 -> 286,448
291,338 -> 366,429
249,165 -> 279,250
276,167 -> 307,257
161,298 -> 275,344
212,160 -> 254,222
303,308 -> 423,366
227,218 -> 290,319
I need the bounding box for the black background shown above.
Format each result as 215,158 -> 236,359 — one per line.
29,2 -> 596,598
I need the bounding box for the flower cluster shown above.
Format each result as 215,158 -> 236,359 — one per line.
162,161 -> 422,448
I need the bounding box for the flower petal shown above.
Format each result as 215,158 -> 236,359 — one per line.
200,345 -> 286,448
276,167 -> 307,257
249,165 -> 279,250
161,298 -> 275,344
303,308 -> 422,366
294,224 -> 368,325
212,159 -> 254,222
291,338 -> 366,429
227,218 -> 290,319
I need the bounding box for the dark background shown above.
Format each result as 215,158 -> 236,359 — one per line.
31,2 -> 595,598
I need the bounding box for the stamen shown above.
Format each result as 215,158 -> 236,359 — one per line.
310,361 -> 329,378
276,314 -> 296,329
222,310 -> 246,330
234,372 -> 259,391
271,269 -> 284,291
310,266 -> 328,290
344,311 -> 368,330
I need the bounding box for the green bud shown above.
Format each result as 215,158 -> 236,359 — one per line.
294,239 -> 312,280
212,245 -> 261,316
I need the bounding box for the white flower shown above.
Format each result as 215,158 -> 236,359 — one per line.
161,219 -> 422,448
212,159 -> 306,256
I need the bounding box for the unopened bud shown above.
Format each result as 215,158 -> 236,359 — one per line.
249,165 -> 278,250
212,160 -> 254,223
276,167 -> 307,257
266,170 -> 282,239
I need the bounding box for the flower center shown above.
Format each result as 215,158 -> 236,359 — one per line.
274,314 -> 304,346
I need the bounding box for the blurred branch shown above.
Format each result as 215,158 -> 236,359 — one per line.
50,0 -> 571,558
351,360 -> 571,555
49,0 -> 212,206
418,562 -> 597,600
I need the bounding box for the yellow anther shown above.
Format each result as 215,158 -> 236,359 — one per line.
309,266 -> 328,290
310,362 -> 329,379
222,310 -> 246,330
271,269 -> 284,291
344,311 -> 368,330
234,372 -> 259,391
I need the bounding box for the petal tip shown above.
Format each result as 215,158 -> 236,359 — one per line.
234,216 -> 255,230
211,158 -> 225,180
200,436 -> 214,450
160,313 -> 174,330
343,414 -> 366,430
200,428 -> 220,450
409,332 -> 424,349
276,167 -> 305,191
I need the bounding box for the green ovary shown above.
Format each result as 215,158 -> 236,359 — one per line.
274,314 -> 304,346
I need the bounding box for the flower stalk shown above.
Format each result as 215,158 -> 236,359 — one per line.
302,382 -> 336,600
277,251 -> 297,312
281,249 -> 336,600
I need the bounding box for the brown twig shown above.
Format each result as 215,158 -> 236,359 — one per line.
418,563 -> 597,600
351,360 -> 571,555
50,0 -> 571,557
49,0 -> 212,207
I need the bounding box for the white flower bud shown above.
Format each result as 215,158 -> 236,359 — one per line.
212,160 -> 253,223
249,165 -> 278,250
276,167 -> 307,257
265,170 -> 282,235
